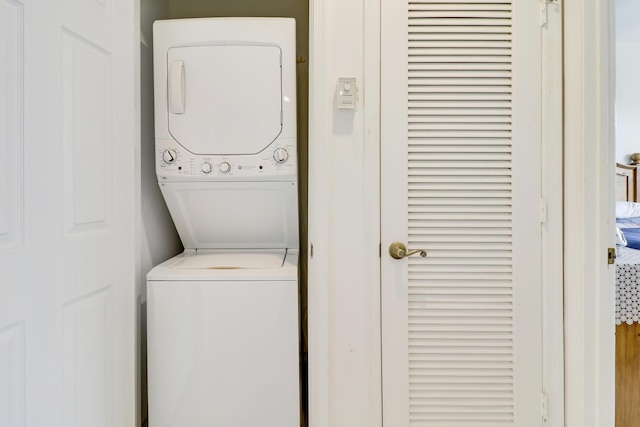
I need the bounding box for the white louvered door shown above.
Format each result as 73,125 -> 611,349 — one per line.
380,1 -> 543,426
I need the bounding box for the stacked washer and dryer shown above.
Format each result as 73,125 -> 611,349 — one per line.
147,18 -> 300,427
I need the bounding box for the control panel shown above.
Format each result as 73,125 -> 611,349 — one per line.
156,138 -> 297,181
336,77 -> 357,110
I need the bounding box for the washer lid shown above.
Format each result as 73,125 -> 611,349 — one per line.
171,250 -> 286,270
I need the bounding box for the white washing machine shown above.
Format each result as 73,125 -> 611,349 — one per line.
147,18 -> 299,427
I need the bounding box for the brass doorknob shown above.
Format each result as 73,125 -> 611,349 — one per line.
388,242 -> 427,260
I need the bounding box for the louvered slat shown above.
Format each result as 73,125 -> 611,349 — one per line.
406,1 -> 515,426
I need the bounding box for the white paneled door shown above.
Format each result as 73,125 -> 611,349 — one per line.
0,0 -> 136,426
381,1 -> 544,426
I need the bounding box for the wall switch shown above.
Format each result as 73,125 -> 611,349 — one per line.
337,77 -> 357,110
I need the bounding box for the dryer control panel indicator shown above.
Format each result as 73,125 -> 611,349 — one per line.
156,138 -> 297,181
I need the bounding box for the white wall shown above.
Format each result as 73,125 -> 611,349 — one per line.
615,0 -> 640,164
308,0 -> 382,425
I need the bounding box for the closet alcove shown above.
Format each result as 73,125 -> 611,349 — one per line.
139,2 -> 309,426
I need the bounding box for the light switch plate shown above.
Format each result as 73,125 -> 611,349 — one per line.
337,77 -> 357,110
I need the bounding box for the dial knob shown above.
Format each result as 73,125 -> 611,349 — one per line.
162,149 -> 177,164
273,148 -> 289,164
219,162 -> 231,173
201,162 -> 212,174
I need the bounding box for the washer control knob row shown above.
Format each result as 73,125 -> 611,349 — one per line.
201,162 -> 212,174
219,162 -> 231,173
273,148 -> 289,164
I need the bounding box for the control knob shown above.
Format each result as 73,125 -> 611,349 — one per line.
201,162 -> 212,174
162,149 -> 177,164
273,148 -> 289,164
219,162 -> 231,173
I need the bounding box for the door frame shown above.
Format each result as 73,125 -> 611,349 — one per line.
563,1 -> 616,426
307,0 -> 384,424
307,1 -> 570,426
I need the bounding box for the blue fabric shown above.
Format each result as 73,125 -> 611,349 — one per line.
621,227 -> 640,250
617,217 -> 640,227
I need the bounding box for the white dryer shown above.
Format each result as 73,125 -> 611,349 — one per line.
147,18 -> 299,427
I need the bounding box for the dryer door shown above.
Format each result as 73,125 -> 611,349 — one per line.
166,44 -> 283,155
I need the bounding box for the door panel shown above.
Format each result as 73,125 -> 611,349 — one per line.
0,0 -> 136,425
381,1 -> 543,426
